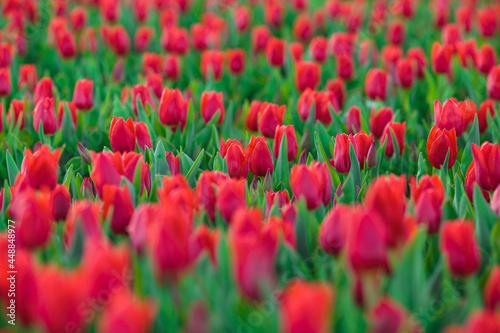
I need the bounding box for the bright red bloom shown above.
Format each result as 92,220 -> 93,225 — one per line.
273,125 -> 298,162
487,65 -> 500,100
427,126 -> 458,169
234,6 -> 250,32
34,77 -> 53,104
292,14 -> 313,42
456,39 -> 477,68
107,25 -> 130,56
297,89 -> 336,125
161,26 -> 189,54
33,97 -> 57,135
0,67 -> 12,97
330,32 -> 355,57
72,79 -> 93,111
352,131 -> 374,170
102,184 -> 135,234
245,100 -> 263,132
98,290 -> 156,333
364,175 -> 407,247
387,20 -> 406,45
133,121 -> 152,150
332,133 -> 351,174
308,37 -> 327,63
477,99 -> 496,134
217,179 -> 246,223
164,54 -> 181,81
326,78 -> 346,110
0,42 -> 13,67
158,88 -> 188,130
407,47 -> 428,78
51,184 -> 71,221
280,280 -> 334,333
227,49 -> 245,75
131,84 -> 155,114
258,102 -> 285,138
289,42 -> 305,62
201,50 -> 225,81
56,28 -> 77,60
346,106 -> 361,134
442,24 -> 462,50
434,99 -> 466,137
396,58 -> 415,88
20,145 -> 60,191
100,0 -> 120,22
472,142 -> 500,192
221,138 -> 249,179
347,207 -> 389,273
290,162 -> 332,210
381,45 -> 403,70
265,37 -> 286,67
142,52 -> 163,74
465,161 -> 490,203
246,135 -> 274,177
57,101 -> 77,129
484,266 -> 500,311
477,8 -> 498,38
319,204 -> 352,257
200,91 -> 225,125
465,310 -> 500,333
134,26 -> 154,53
295,61 -> 320,92
196,171 -> 229,221
109,116 -> 136,153
18,64 -> 38,92
145,73 -> 163,99
69,6 -> 88,31
381,122 -> 406,158
64,201 -> 103,247
365,68 -> 388,101
415,188 -> 443,234
475,44 -> 497,75
251,25 -> 271,54
336,54 -> 355,81
7,99 -> 25,130
410,175 -> 445,203
370,106 -> 393,139
166,152 -> 180,176
431,42 -> 453,74
440,220 -> 481,278
264,2 -> 284,28
265,190 -> 290,217
456,5 -> 473,33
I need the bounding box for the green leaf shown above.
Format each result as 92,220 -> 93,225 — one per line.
348,142 -> 361,191
275,135 -> 290,192
154,141 -> 170,176
62,164 -> 73,189
186,149 -> 204,187
473,184 -> 498,253
6,150 -> 19,186
339,173 -> 356,204
314,132 -> 340,187
460,115 -> 480,175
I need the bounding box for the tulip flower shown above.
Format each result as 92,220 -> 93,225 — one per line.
265,190 -> 290,217
69,6 -> 88,31
109,116 -> 136,153
131,84 -> 156,114
280,280 -> 334,333
157,175 -> 196,221
487,65 -> 500,100
292,14 -> 313,41
51,184 -> 71,221
246,136 -> 274,177
158,88 -> 188,130
264,2 -> 284,28
273,125 -> 298,162
387,21 -> 406,45
330,32 -> 354,57
297,89 -> 335,125
465,310 -> 500,333
201,50 -> 225,81
442,24 -> 462,50
456,5 -> 473,33
265,37 -> 286,67
142,52 -> 163,74
295,61 -> 320,92
220,139 -> 249,179
475,44 -> 497,75
56,28 -> 77,60
234,6 -> 250,32
346,106 -> 361,134
164,54 -> 181,81
0,42 -> 13,67
165,152 -> 180,176
227,49 -> 245,75
200,91 -> 225,125
134,26 -> 154,52
56,101 -> 77,129
7,99 -> 26,130
33,97 -> 57,135
410,175 -> 445,203
196,171 -> 229,221
290,162 -> 332,210
319,204 -> 352,256
381,45 -> 403,70
396,58 -> 415,88
364,68 -> 388,101
347,207 -> 389,273
369,298 -> 419,333
258,102 -> 285,138
20,145 -> 61,192
246,100 -> 263,132
309,37 -> 327,63
351,131 -> 374,170
415,189 -> 443,234
34,77 -> 54,103
102,184 -> 135,234
160,26 -> 189,55
134,121 -> 152,150
0,68 -> 12,97
426,126 -> 457,169
440,220 -> 481,278
336,54 -> 355,81
217,179 -> 246,223
72,79 -> 94,111
465,161 -> 490,203
145,73 -> 163,99
332,133 -> 351,174
407,47 -> 428,78
434,99 -> 466,137
472,142 -> 500,191
477,99 -> 496,134
484,266 -> 500,311
326,78 -> 346,110
107,25 -> 130,56
477,8 -> 498,38
431,42 -> 453,75
251,25 -> 271,54
18,64 -> 38,92
380,122 -> 406,158
364,175 -> 407,247
289,42 -> 304,62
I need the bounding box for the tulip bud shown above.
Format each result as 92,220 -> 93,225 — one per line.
440,220 -> 481,278
290,162 -> 332,210
387,20 -> 406,45
234,6 -> 250,32
295,61 -> 320,92
33,97 -> 57,135
77,141 -> 92,165
336,54 -> 355,81
351,131 -> 373,171
201,50 -> 225,81
280,280 -> 334,333
7,99 -> 25,130
0,68 -> 12,97
246,136 -> 274,177
308,37 -> 327,63
102,184 -> 135,234
265,37 -> 286,67
221,139 -> 249,179
134,26 -> 154,53
292,14 -> 313,42
364,68 -> 388,101
319,204 -> 352,256
81,177 -> 94,198
475,44 -> 497,75
196,171 -> 229,221
431,42 -> 453,75
487,65 -> 500,100
166,152 -> 180,176
370,106 -> 394,140
158,88 -> 188,130
381,122 -> 406,158
407,47 -> 428,79
134,121 -> 152,150
477,8 -> 498,38
56,28 -> 77,60
51,184 -> 71,221
18,64 -> 38,92
346,106 -> 361,134
427,126 -> 458,169
245,100 -> 263,132
227,49 -> 245,76
251,25 -> 271,54
264,2 -> 284,28
217,179 -> 246,223
57,101 -> 77,129
111,58 -> 125,83
289,42 -> 305,62
164,54 -> 181,81
72,79 -> 93,111
332,133 -> 351,174
273,125 -> 298,162
200,91 -> 225,125
131,84 -> 155,114
107,25 -> 130,56
258,102 -> 285,138
471,142 -> 500,192
69,7 -> 88,31
110,116 -> 136,153
396,58 -> 415,88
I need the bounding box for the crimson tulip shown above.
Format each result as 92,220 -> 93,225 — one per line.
319,204 -> 352,257
0,67 -> 12,97
431,42 -> 453,74
346,106 -> 361,134
109,116 -> 136,153
21,145 -> 61,191
201,50 -> 225,81
472,142 -> 500,191
370,106 -> 394,139
221,138 -> 249,179
196,171 -> 229,221
72,78 -> 93,111
265,37 -> 286,67
158,88 -> 188,130
200,91 -> 225,125
309,37 -> 327,63
290,162 -> 332,210
245,100 -> 263,132
217,179 -> 246,223
487,65 -> 500,100
365,68 -> 388,101
427,126 -> 457,169
18,64 -> 38,92
273,125 -> 298,162
295,61 -> 320,92
258,102 -> 285,138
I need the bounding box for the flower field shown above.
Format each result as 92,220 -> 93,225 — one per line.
1,0 -> 500,332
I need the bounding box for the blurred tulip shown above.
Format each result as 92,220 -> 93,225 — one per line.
234,6 -> 250,32
20,145 -> 60,191
381,121 -> 406,158
434,99 -> 466,137
34,77 -> 53,103
102,185 -> 134,234
266,37 -> 286,67
289,42 -> 305,62
107,25 -> 130,56
33,97 -> 57,135
51,184 -> 71,221
146,73 -> 163,99
217,179 -> 246,223
196,171 -> 229,221
407,47 -> 428,78
18,64 -> 38,92
472,142 -> 500,191
365,68 -> 388,101
427,126 -> 457,169
396,58 -> 415,88
265,190 -> 290,217
332,133 -> 351,174
200,91 -> 225,125
308,37 -> 327,63
0,68 -> 12,97
465,310 -> 500,333
264,2 -> 284,28
69,6 -> 88,31
475,44 -> 497,75
369,297 -> 418,333
346,106 -> 361,134
134,122 -> 152,150
387,21 -> 405,45
295,61 -> 320,92
57,101 -> 77,129
290,162 -> 332,210
370,107 -> 393,140
273,125 -> 298,162
72,79 -> 93,111
227,49 -> 245,75
477,99 -> 496,134
246,100 -> 263,132
484,266 -> 500,310
326,78 -> 346,110
164,54 -> 181,81
7,99 -> 25,130
251,25 -> 271,54
487,65 -> 500,100
0,42 -> 13,67
258,102 -> 285,138
292,14 -> 313,42
442,24 -> 462,50
319,204 -> 352,256
165,152 -> 180,176
56,28 -> 77,60
246,135 -> 274,177
201,50 -> 225,81
134,26 -> 154,53
131,84 -> 155,114
477,8 -> 498,38
431,42 -> 453,75
297,89 -> 335,125
142,52 -> 163,74
158,88 -> 188,130
352,131 -> 374,171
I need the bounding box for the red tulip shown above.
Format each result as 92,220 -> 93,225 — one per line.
246,135 -> 274,177
456,5 -> 473,33
227,49 -> 245,75
415,188 -> 443,234
51,184 -> 71,221
330,32 -> 355,57
79,27 -> 98,54
265,37 -> 286,67
34,77 -> 53,104
336,54 -> 355,81
319,204 -> 352,256
69,6 -> 88,31
246,100 -> 263,132
290,162 -> 332,210
164,54 -> 181,81
142,52 -> 163,74
72,79 -> 93,111
332,133 -> 351,174
134,121 -> 152,150
131,83 -> 155,114
201,50 -> 225,81
387,20 -> 406,45
295,61 -> 320,92
484,266 -> 500,311
326,78 -> 346,110
145,73 -> 163,99
234,6 -> 250,32
217,179 -> 246,223
264,2 -> 284,28
0,67 -> 12,97
57,101 -> 77,129
427,126 -> 458,169
289,42 -> 305,62
63,201 -> 103,248
157,175 -> 196,221
0,42 -> 13,67
265,190 -> 290,217
9,188 -> 52,249
102,184 -> 135,234
369,297 -> 418,333
273,125 -> 298,162
465,310 -> 500,333
297,89 -> 335,125
472,142 -> 500,192
347,207 -> 389,273
381,121 -> 406,158
365,68 -> 388,101
351,131 -> 374,170
107,25 -> 130,56
158,88 -> 188,130
33,97 -> 57,135
476,44 -> 497,75
477,99 -> 496,134
434,99 -> 466,137
19,145 -> 59,192
100,0 -> 120,22
477,8 -> 498,38
98,290 -> 156,333
487,65 -> 500,100
364,175 -> 407,247
258,102 -> 285,138
7,99 -> 25,130
440,220 -> 481,278
56,28 -> 77,60
251,25 -> 271,54
200,91 -> 225,125
407,47 -> 428,78
431,42 -> 453,75
370,107 -> 393,140
456,39 -> 477,68
134,26 -> 154,53
292,14 -> 313,42
442,24 -> 462,50
196,171 -> 229,221
220,139 -> 249,179
309,37 -> 327,63
381,45 -> 403,70
18,64 -> 38,92
396,58 -> 415,88
161,26 -> 189,54
280,280 -> 334,333
109,116 -> 136,153
346,106 -> 361,134
166,152 -> 180,176
465,161 -> 490,203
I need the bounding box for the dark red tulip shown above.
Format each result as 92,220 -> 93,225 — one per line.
370,106 -> 393,139
18,64 -> 38,92
0,42 -> 13,67
251,25 -> 271,54
431,42 -> 453,75
292,14 -> 313,42
415,188 -> 443,234
221,138 -> 249,179
308,37 -> 327,63
51,184 -> 71,221
346,106 -> 361,134
217,179 -> 246,223
477,8 -> 498,38
487,65 -> 500,100
246,135 -> 274,177
158,88 -> 188,130
396,58 -> 415,88
280,280 -> 334,333
295,61 -> 320,92
196,171 -> 229,221
72,79 -> 93,111
227,49 -> 245,76
273,125 -> 298,162
131,84 -> 155,114
427,126 -> 458,169
290,162 -> 332,210
440,220 -> 481,278
365,68 -> 388,101
434,99 -> 466,137
258,102 -> 285,138
265,37 -> 286,67
102,184 -> 135,234
472,142 -> 500,192
109,116 -> 136,153
319,204 -> 352,256
56,28 -> 77,60
407,47 -> 428,78
166,152 -> 180,176
246,100 -> 263,132
369,297 -> 418,333
477,99 -> 496,134
33,97 -> 57,135
332,133 -> 351,174
289,42 -> 305,62
336,54 -> 355,81
134,26 -> 154,53
0,68 -> 12,97
387,20 -> 406,45
201,50 -> 225,81
200,91 -> 225,125
410,175 -> 445,203
381,122 -> 406,158
475,44 -> 497,75
21,145 -> 61,191
465,161 -> 490,203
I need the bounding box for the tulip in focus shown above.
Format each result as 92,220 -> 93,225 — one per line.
471,142 -> 500,192
109,116 -> 136,153
246,136 -> 274,177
